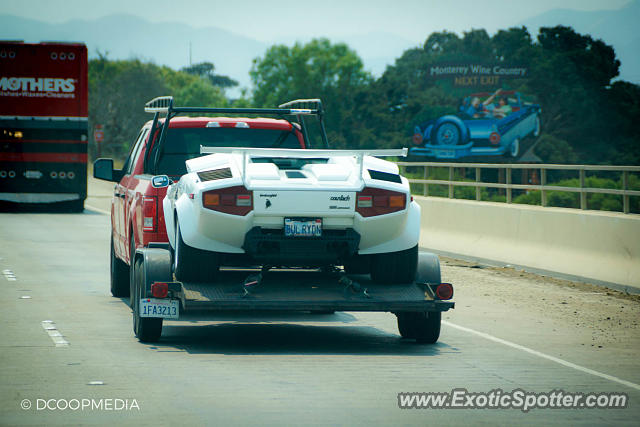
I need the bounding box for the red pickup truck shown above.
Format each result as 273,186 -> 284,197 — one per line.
95,97 -> 453,345
93,97 -> 312,298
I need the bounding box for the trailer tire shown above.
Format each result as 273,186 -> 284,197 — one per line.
397,311 -> 441,343
174,222 -> 219,283
132,258 -> 162,342
370,245 -> 418,284
396,312 -> 417,339
110,236 -> 129,297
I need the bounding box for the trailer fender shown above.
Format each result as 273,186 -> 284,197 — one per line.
134,247 -> 172,298
416,251 -> 441,284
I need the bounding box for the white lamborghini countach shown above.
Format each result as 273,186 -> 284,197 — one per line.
149,98 -> 420,284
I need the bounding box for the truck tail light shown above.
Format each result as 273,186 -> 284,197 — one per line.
490,132 -> 500,145
151,282 -> 168,298
356,187 -> 407,217
143,196 -> 157,232
202,186 -> 253,216
435,283 -> 454,300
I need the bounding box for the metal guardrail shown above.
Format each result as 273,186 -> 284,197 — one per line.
396,161 -> 640,214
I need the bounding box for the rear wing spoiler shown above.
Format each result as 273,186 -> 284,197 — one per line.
198,146 -> 408,186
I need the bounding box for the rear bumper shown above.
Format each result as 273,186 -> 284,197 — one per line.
243,227 -> 360,265
410,143 -> 506,159
0,192 -> 82,203
173,195 -> 419,256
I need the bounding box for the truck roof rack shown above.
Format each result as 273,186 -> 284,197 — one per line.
143,96 -> 330,174
144,96 -> 323,117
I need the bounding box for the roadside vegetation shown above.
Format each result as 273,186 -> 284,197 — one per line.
402,166 -> 640,214
88,25 -> 639,213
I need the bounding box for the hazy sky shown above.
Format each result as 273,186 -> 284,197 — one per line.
0,0 -> 632,43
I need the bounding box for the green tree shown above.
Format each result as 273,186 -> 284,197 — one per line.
89,55 -> 169,159
250,38 -> 372,148
181,61 -> 239,90
161,66 -> 227,107
89,56 -> 229,162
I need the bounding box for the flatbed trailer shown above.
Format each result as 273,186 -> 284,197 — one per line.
131,245 -> 454,344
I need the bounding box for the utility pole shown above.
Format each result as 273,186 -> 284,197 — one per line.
189,41 -> 192,66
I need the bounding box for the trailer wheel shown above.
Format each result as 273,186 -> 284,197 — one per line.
370,245 -> 418,284
110,236 -> 129,297
396,311 -> 441,343
396,312 -> 417,339
174,222 -> 219,282
132,258 -> 162,342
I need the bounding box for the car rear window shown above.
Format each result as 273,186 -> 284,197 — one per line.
155,127 -> 301,176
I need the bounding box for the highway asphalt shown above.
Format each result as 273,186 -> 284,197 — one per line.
0,190 -> 638,425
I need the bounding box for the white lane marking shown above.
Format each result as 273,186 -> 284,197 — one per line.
84,205 -> 110,215
443,320 -> 640,392
3,269 -> 17,281
41,320 -> 69,347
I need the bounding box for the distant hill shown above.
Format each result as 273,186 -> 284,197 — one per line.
0,13 -> 416,95
0,13 -> 267,94
1,5 -> 637,96
520,0 -> 640,83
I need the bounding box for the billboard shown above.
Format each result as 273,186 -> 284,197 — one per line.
409,62 -> 540,161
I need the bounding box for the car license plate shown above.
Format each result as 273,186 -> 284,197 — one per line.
436,149 -> 456,158
140,298 -> 179,319
284,218 -> 322,237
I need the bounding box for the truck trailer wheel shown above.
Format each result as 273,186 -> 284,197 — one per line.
110,236 -> 129,297
132,258 -> 162,342
396,311 -> 441,343
370,245 -> 418,284
173,222 -> 219,283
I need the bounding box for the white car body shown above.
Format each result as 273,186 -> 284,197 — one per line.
163,147 -> 420,268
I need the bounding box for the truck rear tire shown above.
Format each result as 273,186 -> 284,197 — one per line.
370,245 -> 418,284
397,311 -> 441,343
133,258 -> 162,342
174,222 -> 219,283
110,237 -> 129,297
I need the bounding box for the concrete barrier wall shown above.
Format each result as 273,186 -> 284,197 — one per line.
416,196 -> 640,288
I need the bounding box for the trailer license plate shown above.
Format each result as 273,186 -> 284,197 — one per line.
140,298 -> 179,319
284,218 -> 322,237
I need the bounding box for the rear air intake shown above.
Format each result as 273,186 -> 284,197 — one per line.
368,169 -> 402,184
198,168 -> 232,182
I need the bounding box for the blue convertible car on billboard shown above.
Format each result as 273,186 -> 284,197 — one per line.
410,90 -> 541,160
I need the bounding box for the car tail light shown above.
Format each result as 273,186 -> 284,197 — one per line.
143,196 -> 157,232
151,282 -> 168,298
356,187 -> 407,217
490,132 -> 500,145
435,283 -> 454,300
357,195 -> 372,208
412,133 -> 423,145
202,186 -> 253,216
